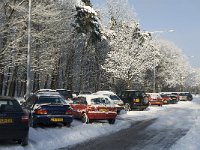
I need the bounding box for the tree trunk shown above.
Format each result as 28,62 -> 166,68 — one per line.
7,66 -> 18,97
33,72 -> 40,92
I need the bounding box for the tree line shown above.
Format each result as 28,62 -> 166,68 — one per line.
0,0 -> 198,97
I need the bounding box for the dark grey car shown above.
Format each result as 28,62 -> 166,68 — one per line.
0,96 -> 29,146
118,90 -> 149,111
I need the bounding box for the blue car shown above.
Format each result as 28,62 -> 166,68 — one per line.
22,92 -> 73,128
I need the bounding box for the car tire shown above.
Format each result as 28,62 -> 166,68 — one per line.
17,136 -> 28,146
21,136 -> 28,146
117,110 -> 121,114
82,113 -> 89,124
108,119 -> 115,124
124,103 -> 131,111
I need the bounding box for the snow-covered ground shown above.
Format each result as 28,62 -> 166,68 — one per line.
1,95 -> 200,150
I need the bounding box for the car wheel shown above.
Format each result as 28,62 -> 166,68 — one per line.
108,119 -> 115,124
124,103 -> 131,111
117,110 -> 121,114
82,113 -> 89,124
17,136 -> 28,146
21,136 -> 28,146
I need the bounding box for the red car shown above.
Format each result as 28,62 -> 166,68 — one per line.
146,93 -> 163,106
70,95 -> 117,124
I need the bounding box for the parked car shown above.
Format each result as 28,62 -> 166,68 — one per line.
160,94 -> 178,104
118,90 -> 149,111
94,91 -> 124,114
56,89 -> 73,100
184,92 -> 193,101
22,93 -> 73,128
160,94 -> 171,104
146,93 -> 163,106
0,96 -> 29,146
70,94 -> 117,124
168,94 -> 179,104
178,93 -> 188,101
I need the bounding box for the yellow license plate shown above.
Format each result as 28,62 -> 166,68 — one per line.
99,109 -> 108,112
134,99 -> 140,103
0,118 -> 13,124
50,118 -> 63,122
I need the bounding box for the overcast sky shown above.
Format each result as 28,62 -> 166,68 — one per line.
92,0 -> 200,68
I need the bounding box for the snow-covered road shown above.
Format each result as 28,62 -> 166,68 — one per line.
1,95 -> 200,150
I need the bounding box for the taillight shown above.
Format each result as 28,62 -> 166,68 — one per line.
21,115 -> 29,123
35,109 -> 48,115
65,109 -> 72,115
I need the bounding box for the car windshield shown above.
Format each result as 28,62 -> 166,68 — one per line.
37,96 -> 66,104
0,100 -> 23,112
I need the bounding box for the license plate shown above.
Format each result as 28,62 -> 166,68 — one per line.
50,118 -> 63,122
99,109 -> 108,112
134,99 -> 140,103
0,118 -> 13,124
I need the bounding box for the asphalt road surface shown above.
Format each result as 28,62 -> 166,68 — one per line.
59,118 -> 188,150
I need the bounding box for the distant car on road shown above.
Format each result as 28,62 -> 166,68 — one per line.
184,92 -> 193,101
178,93 -> 188,101
118,90 -> 149,111
70,94 -> 117,124
160,94 -> 178,104
22,93 -> 73,128
0,96 -> 29,146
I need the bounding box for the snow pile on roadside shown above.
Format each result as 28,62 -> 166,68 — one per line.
28,120 -> 131,150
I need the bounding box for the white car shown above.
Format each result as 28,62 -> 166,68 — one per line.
94,91 -> 124,114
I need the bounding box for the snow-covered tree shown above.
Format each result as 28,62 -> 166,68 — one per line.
151,39 -> 191,92
102,23 -> 152,89
72,0 -> 106,92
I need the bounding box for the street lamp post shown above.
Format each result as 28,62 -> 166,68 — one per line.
149,29 -> 174,93
26,0 -> 32,99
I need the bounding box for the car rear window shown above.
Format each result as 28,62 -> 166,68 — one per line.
37,96 -> 66,104
179,93 -> 186,96
91,98 -> 110,105
109,95 -> 121,100
56,90 -> 73,99
0,100 -> 23,112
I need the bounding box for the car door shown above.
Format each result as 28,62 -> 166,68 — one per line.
71,97 -> 87,118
